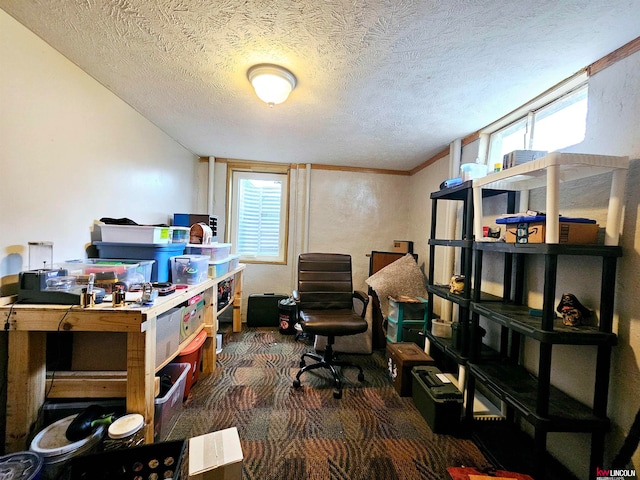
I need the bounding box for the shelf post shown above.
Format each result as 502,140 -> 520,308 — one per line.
605,168 -> 627,246
545,164 -> 560,243
472,185 -> 483,242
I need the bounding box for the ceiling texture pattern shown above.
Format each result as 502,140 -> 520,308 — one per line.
2,1 -> 639,170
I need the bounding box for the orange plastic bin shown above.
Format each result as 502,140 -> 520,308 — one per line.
173,329 -> 207,400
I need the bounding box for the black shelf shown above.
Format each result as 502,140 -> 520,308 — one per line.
430,181 -> 509,201
428,285 -> 503,308
423,331 -> 466,364
427,179 -> 619,480
427,284 -> 470,307
474,241 -> 623,257
428,238 -> 473,248
468,361 -> 610,432
425,330 -> 500,365
471,302 -> 618,345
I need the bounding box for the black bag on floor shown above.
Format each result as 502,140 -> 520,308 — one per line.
247,293 -> 288,327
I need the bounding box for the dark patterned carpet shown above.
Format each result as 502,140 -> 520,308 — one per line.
168,327 -> 492,480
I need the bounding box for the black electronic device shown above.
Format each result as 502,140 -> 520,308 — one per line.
152,282 -> 176,296
18,269 -> 104,305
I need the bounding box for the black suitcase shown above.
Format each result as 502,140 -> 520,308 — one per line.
247,293 -> 288,327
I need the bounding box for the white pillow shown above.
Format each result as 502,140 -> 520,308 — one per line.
365,253 -> 428,319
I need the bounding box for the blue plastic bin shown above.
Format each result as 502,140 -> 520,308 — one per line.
94,242 -> 186,282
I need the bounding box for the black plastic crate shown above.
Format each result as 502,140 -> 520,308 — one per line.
64,439 -> 187,480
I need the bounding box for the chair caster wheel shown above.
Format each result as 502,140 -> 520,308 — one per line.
333,390 -> 342,399
358,372 -> 365,382
293,379 -> 301,388
299,360 -> 306,368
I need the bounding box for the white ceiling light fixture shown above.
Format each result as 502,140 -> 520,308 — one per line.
247,64 -> 297,106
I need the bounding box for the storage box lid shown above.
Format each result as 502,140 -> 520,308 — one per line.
180,329 -> 207,355
186,242 -> 231,249
208,254 -> 239,266
94,241 -> 186,250
387,342 -> 433,365
388,295 -> 426,304
412,366 -> 463,400
188,427 -> 243,476
495,215 -> 596,224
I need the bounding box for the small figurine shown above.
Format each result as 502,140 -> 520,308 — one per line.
556,292 -> 591,327
449,275 -> 465,294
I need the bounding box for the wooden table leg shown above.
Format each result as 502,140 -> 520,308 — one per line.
202,282 -> 216,374
6,331 -> 46,452
127,326 -> 155,444
232,271 -> 243,333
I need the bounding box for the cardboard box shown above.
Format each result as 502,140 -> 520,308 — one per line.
386,342 -> 435,396
505,221 -> 599,244
189,427 -> 243,480
391,240 -> 413,253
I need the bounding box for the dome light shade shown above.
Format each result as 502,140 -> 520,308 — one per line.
247,64 -> 296,106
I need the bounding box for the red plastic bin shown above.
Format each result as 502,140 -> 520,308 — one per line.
173,329 -> 207,400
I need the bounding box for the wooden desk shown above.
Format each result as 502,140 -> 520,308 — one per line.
1,264 -> 245,452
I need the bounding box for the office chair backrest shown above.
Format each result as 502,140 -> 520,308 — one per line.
298,253 -> 353,310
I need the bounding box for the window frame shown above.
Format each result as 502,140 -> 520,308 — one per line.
484,72 -> 589,166
225,161 -> 290,265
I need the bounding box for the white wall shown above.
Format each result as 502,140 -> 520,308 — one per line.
0,10 -> 203,292
212,161 -> 412,314
306,169 -> 411,290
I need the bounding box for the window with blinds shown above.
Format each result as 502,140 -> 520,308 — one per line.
228,167 -> 289,264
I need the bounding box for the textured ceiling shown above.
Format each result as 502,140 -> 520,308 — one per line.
2,1 -> 640,170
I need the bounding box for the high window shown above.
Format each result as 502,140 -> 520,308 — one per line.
487,80 -> 588,165
227,163 -> 289,264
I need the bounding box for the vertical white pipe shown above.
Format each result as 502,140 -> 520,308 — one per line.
290,165 -> 300,288
519,190 -> 530,213
207,157 -> 215,217
441,139 -> 462,322
476,134 -> 489,166
304,164 -> 311,253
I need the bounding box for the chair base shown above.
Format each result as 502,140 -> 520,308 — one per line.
292,336 -> 365,399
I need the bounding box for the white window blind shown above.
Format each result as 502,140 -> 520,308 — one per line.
228,168 -> 289,264
237,178 -> 281,256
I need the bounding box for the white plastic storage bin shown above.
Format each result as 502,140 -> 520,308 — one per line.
58,259 -> 154,293
155,307 -> 182,367
228,254 -> 240,271
100,224 -> 172,244
154,362 -> 190,441
185,243 -> 231,261
170,255 -> 209,285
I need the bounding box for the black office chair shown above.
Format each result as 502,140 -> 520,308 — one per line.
292,253 -> 369,399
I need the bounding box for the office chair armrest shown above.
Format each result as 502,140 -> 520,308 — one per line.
352,290 -> 370,318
